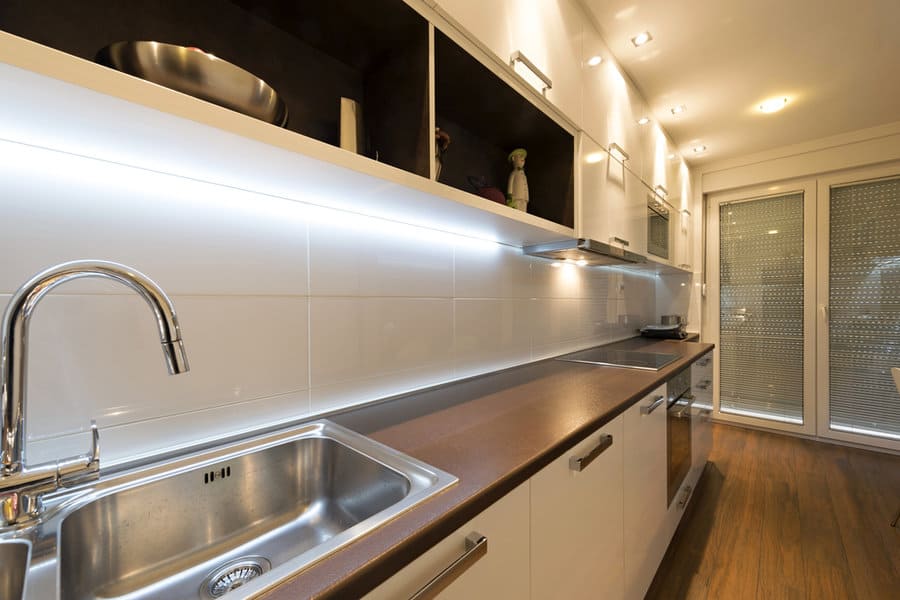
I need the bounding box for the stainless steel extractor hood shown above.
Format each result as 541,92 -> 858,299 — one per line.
523,238 -> 646,266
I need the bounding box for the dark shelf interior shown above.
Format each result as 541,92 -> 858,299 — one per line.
435,30 -> 574,228
0,0 -> 430,177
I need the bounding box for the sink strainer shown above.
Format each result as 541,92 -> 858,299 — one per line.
202,557 -> 271,599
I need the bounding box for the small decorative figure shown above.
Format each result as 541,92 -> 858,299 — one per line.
435,128 -> 451,181
506,148 -> 529,212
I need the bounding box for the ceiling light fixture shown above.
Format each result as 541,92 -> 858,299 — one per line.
608,142 -> 630,162
667,153 -> 676,160
671,104 -> 686,115
586,55 -> 603,67
631,32 -> 653,47
759,97 -> 789,113
692,144 -> 707,153
637,117 -> 650,125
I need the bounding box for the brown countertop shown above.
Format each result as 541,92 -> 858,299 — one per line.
261,337 -> 714,599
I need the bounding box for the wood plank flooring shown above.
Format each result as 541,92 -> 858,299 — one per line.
646,424 -> 900,600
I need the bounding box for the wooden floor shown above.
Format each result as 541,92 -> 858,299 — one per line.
647,424 -> 900,600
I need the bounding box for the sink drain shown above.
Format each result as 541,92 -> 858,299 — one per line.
202,557 -> 271,599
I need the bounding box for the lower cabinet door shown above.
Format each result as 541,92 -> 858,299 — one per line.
530,415 -> 625,600
623,385 -> 668,600
364,481 -> 530,600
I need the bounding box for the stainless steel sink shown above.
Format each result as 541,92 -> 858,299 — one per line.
3,421 -> 456,599
0,540 -> 30,600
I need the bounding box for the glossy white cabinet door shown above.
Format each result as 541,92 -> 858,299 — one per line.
580,132 -> 618,244
364,481 -> 530,600
623,166 -> 649,257
434,0 -> 583,123
623,385 -> 669,600
530,414 -> 625,600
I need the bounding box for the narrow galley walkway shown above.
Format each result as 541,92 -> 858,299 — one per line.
647,424 -> 900,599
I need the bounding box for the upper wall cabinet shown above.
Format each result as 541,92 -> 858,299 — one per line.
0,0 -> 579,245
580,25 -> 646,179
432,0 -> 584,125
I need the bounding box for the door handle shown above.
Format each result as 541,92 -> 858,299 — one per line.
409,532 -> 488,600
640,395 -> 666,415
569,434 -> 613,472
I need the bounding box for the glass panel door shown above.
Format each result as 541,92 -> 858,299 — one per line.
819,174 -> 900,448
718,193 -> 805,422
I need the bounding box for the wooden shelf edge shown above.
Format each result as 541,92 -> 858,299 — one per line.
0,31 -> 575,248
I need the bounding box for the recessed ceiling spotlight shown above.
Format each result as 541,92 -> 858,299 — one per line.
667,153 -> 677,160
637,117 -> 650,125
586,55 -> 603,67
692,144 -> 707,153
631,32 -> 653,47
759,97 -> 789,113
671,104 -> 686,115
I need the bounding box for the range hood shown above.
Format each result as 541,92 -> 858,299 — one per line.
523,238 -> 646,266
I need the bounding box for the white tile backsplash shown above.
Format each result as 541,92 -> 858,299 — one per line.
1,141 -> 658,465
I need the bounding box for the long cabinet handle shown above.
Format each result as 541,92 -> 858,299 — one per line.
509,50 -> 552,93
569,434 -> 613,472
409,532 -> 488,600
640,395 -> 666,416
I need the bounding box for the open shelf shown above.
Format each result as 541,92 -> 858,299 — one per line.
0,0 -> 430,177
434,30 -> 575,229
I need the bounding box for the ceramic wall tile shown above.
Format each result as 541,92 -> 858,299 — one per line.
27,390 -> 311,467
0,140 -> 309,296
308,214 -> 454,298
531,261 -> 585,299
453,243 -> 533,299
531,298 -> 586,359
23,294 -> 309,442
453,299 -> 533,378
309,297 -> 453,408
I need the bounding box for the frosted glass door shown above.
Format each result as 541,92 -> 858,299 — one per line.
825,176 -> 900,442
718,193 -> 806,423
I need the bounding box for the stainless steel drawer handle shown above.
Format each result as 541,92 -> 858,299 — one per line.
569,434 -> 613,472
611,236 -> 630,248
509,50 -> 552,94
409,532 -> 487,600
640,395 -> 666,416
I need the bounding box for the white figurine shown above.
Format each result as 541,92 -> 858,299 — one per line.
506,148 -> 529,212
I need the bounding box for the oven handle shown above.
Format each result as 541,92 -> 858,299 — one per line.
673,394 -> 696,419
569,434 -> 614,472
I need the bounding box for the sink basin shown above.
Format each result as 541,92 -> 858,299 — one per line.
9,421 -> 455,599
0,540 -> 30,600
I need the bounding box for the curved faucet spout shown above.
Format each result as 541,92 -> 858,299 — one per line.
1,260 -> 190,476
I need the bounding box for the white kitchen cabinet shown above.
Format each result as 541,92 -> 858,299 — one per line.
530,414 -> 625,600
364,481 -> 531,600
623,385 -> 669,600
581,25 -> 645,178
579,133 -> 647,255
433,0 -> 584,124
691,351 -> 714,478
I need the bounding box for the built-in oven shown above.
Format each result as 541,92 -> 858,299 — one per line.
666,367 -> 693,506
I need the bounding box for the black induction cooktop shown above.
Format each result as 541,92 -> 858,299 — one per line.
556,348 -> 679,371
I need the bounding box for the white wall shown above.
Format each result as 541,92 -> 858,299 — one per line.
1,138 -> 656,466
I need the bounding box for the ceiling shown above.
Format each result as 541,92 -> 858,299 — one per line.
580,0 -> 900,166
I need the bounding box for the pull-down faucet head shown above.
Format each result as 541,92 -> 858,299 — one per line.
1,260 -> 189,474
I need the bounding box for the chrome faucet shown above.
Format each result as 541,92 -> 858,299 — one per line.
0,260 -> 189,525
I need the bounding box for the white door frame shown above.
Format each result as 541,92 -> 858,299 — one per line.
706,178 -> 818,435
816,163 -> 900,451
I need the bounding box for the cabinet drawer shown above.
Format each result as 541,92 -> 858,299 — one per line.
365,481 -> 530,600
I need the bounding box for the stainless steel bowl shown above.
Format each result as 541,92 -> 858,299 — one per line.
661,314 -> 684,325
97,41 -> 288,127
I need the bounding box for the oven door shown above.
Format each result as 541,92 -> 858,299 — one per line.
667,394 -> 694,505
